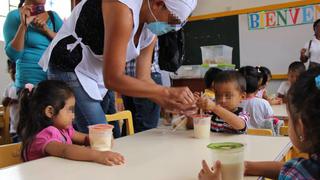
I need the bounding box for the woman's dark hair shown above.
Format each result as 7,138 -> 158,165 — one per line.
287,67 -> 320,154
204,67 -> 222,88
256,66 -> 272,87
238,66 -> 260,94
213,70 -> 246,93
17,80 -> 74,161
18,0 -> 25,8
313,19 -> 320,31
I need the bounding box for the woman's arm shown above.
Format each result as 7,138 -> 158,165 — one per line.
135,37 -> 157,84
45,141 -> 124,166
8,6 -> 35,52
300,48 -> 308,63
245,161 -> 283,179
102,1 -> 194,111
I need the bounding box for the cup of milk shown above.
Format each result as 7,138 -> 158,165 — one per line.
207,142 -> 245,180
192,115 -> 211,139
88,124 -> 114,151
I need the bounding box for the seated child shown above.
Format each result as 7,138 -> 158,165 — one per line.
239,66 -> 278,130
17,80 -> 124,166
196,70 -> 249,134
256,66 -> 282,105
277,61 -> 306,102
2,60 -> 19,142
199,67 -> 320,180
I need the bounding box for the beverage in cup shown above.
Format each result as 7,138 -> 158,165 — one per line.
88,124 -> 113,151
192,115 -> 211,139
207,142 -> 245,180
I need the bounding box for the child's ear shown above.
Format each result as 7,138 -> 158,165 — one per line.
44,106 -> 54,118
241,92 -> 247,100
296,118 -> 306,138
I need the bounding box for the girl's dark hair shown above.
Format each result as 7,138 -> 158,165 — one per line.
287,67 -> 320,154
256,66 -> 271,87
204,67 -> 223,88
238,66 -> 259,94
288,61 -> 306,74
18,0 -> 25,8
17,80 -> 74,161
7,60 -> 16,81
213,70 -> 246,93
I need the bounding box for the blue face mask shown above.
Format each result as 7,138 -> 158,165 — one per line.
146,22 -> 176,36
146,0 -> 176,36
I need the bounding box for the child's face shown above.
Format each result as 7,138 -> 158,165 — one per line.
53,97 -> 75,129
288,70 -> 299,84
214,82 -> 245,112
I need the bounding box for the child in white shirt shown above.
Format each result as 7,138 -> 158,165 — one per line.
239,66 -> 275,129
277,61 -> 306,102
2,60 -> 19,142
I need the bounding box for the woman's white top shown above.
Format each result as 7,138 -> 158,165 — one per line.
304,37 -> 320,67
39,0 -> 155,100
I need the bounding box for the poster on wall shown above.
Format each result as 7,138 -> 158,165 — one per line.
248,3 -> 320,30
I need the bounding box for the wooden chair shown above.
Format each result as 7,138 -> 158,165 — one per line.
279,126 -> 309,161
106,110 -> 134,135
0,106 -> 11,144
0,143 -> 22,168
280,126 -> 289,136
247,128 -> 273,136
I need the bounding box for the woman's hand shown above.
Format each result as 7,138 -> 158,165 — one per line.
33,13 -> 49,33
300,48 -> 307,56
153,87 -> 196,111
20,5 -> 35,27
198,160 -> 222,180
94,151 -> 125,166
300,48 -> 309,63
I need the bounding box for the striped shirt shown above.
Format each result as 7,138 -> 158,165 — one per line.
279,153 -> 320,180
210,107 -> 249,134
125,42 -> 160,77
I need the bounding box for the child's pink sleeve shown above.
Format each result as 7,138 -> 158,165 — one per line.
66,125 -> 75,138
33,126 -> 65,154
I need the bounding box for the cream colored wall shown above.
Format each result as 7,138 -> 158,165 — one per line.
192,0 -> 298,16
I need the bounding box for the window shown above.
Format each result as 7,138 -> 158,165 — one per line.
0,0 -> 72,41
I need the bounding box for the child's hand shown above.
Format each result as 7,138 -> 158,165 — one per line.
197,97 -> 216,111
198,160 -> 222,180
94,151 -> 125,166
270,97 -> 282,105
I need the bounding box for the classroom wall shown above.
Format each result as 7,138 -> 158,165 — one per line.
239,14 -> 313,74
192,0 -> 298,16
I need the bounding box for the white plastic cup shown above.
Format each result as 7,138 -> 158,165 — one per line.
207,142 -> 245,180
88,124 -> 114,151
192,115 -> 211,139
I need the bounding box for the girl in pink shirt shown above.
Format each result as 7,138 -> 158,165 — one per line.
17,80 -> 124,166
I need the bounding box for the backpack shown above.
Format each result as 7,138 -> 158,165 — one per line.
157,28 -> 185,72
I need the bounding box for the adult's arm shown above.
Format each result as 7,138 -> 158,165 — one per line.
102,1 -> 194,110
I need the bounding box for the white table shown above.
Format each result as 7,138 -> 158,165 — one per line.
0,128 -> 291,180
272,104 -> 288,118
